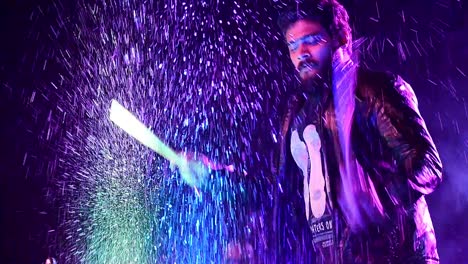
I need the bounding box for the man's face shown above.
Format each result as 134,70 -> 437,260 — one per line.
285,19 -> 334,82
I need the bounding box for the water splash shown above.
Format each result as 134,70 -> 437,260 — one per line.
27,0 -> 287,262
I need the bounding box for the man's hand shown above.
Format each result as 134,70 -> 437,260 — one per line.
178,156 -> 210,188
174,151 -> 235,188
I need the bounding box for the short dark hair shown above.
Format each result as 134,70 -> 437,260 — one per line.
277,0 -> 352,48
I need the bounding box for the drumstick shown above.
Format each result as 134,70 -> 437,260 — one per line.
109,99 -> 186,168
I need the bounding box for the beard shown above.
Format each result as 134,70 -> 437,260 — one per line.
300,67 -> 332,106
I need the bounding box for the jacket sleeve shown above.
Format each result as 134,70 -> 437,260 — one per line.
374,74 -> 442,196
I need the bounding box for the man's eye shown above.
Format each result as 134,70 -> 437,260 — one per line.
288,42 -> 298,51
304,35 -> 321,45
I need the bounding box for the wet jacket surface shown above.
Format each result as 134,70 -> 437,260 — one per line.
271,68 -> 443,264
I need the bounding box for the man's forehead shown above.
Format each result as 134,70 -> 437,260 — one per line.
286,19 -> 324,41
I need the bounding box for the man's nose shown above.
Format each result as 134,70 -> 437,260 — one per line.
297,44 -> 311,61
297,53 -> 311,62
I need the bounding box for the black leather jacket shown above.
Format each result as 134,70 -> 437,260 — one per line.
270,68 -> 442,264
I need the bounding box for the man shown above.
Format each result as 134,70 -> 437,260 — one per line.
271,0 -> 442,263
182,0 -> 442,263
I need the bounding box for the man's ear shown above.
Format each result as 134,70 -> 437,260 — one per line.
332,31 -> 348,49
339,30 -> 349,46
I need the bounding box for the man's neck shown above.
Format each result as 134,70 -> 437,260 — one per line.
301,75 -> 332,110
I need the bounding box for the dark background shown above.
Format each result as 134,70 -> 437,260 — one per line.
1,0 -> 467,263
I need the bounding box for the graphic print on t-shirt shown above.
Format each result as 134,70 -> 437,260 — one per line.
290,124 -> 326,220
290,123 -> 335,253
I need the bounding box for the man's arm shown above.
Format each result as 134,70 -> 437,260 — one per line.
373,74 -> 442,197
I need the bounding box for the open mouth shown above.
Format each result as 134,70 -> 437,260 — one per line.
298,61 -> 319,74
